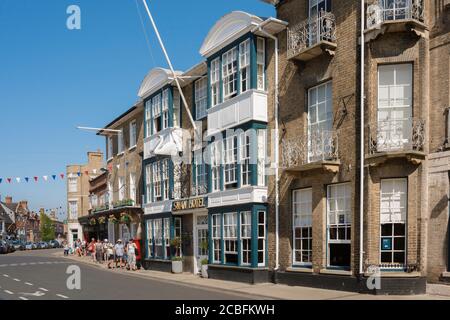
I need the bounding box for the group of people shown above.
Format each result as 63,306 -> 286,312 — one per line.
64,238 -> 139,271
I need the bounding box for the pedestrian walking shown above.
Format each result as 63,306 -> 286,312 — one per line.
114,239 -> 125,269
88,238 -> 96,262
95,240 -> 104,264
106,241 -> 115,269
126,239 -> 137,271
63,241 -> 69,256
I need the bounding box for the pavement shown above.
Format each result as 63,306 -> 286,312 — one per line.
1,249 -> 450,300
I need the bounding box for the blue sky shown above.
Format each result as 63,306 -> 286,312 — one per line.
0,1 -> 274,218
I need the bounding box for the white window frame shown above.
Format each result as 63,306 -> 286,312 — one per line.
224,135 -> 238,188
152,162 -> 162,202
308,81 -> 333,162
210,58 -> 220,107
327,183 -> 352,268
212,214 -> 222,263
68,200 -> 78,220
380,178 -> 407,269
118,177 -> 125,201
173,89 -> 181,127
257,37 -> 266,91
129,120 -> 137,149
293,188 -> 313,266
222,48 -> 238,101
68,177 -> 78,193
129,172 -> 136,204
240,131 -> 251,187
239,39 -> 250,93
257,210 -> 266,267
163,217 -> 171,259
195,77 -> 208,120
162,89 -> 170,130
211,141 -> 222,192
377,64 -> 413,151
145,165 -> 152,203
108,181 -> 113,206
107,136 -> 114,160
223,212 -> 238,264
194,151 -> 207,196
147,220 -> 154,258
152,94 -> 162,134
145,100 -> 152,138
162,159 -> 170,201
154,219 -> 163,258
118,128 -> 124,155
240,211 -> 252,266
257,129 -> 267,186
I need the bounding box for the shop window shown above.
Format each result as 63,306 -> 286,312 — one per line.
223,212 -> 238,264
212,214 -> 222,263
164,217 -> 171,259
257,211 -> 266,266
154,219 -> 163,258
240,211 -> 252,266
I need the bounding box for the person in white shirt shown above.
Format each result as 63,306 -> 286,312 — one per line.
126,239 -> 137,271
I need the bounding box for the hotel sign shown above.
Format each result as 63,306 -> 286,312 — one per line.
172,197 -> 207,211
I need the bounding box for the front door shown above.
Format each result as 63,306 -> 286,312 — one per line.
195,215 -> 209,274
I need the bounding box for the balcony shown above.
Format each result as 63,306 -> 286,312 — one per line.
367,117 -> 425,165
208,186 -> 268,208
287,11 -> 337,62
365,0 -> 427,42
281,130 -> 340,174
207,89 -> 268,136
143,127 -> 183,160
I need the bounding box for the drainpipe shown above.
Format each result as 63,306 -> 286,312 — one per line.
253,26 -> 280,272
359,0 -> 365,276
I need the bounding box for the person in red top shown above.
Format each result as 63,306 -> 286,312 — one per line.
88,238 -> 96,262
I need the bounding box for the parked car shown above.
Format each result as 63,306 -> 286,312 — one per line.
48,240 -> 60,248
38,242 -> 49,249
25,242 -> 36,250
0,240 -> 8,254
6,241 -> 16,253
12,240 -> 25,251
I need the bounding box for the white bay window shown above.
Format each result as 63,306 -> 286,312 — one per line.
222,48 -> 238,101
293,188 -> 313,265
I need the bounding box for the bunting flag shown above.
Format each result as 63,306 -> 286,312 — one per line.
0,170 -> 100,186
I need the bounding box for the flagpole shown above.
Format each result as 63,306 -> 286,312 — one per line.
141,0 -> 198,133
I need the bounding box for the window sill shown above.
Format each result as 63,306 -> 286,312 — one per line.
117,152 -> 125,157
107,158 -> 114,163
129,145 -> 137,152
363,271 -> 421,278
287,266 -> 313,274
442,272 -> 450,278
319,269 -> 353,276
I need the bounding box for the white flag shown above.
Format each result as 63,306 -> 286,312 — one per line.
43,175 -> 48,181
16,177 -> 21,183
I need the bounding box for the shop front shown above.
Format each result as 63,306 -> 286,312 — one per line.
171,196 -> 208,274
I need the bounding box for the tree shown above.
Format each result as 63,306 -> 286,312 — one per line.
40,212 -> 54,241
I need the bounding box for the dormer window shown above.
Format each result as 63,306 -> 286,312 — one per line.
222,47 -> 238,101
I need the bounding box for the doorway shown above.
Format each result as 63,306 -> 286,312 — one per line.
194,215 -> 209,274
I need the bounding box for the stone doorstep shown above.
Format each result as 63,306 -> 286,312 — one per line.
427,283 -> 450,297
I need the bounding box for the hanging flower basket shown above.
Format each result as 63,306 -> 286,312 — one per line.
98,216 -> 106,224
108,214 -> 118,224
89,218 -> 97,226
120,213 -> 131,224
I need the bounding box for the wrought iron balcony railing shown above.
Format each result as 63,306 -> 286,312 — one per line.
281,130 -> 339,169
368,117 -> 425,154
287,11 -> 336,60
366,0 -> 425,29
